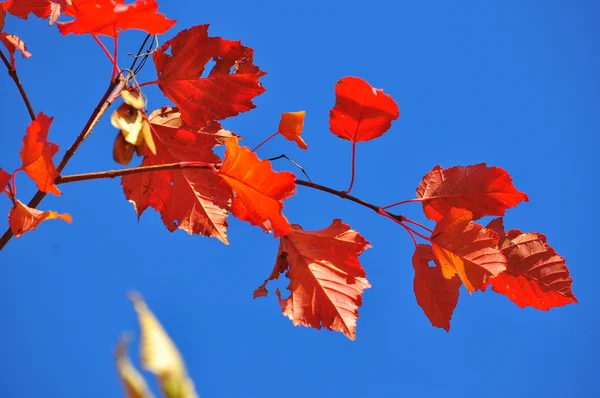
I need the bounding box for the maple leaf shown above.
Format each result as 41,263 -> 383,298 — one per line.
115,337 -> 154,398
218,138 -> 295,237
277,111 -> 308,150
153,24 -> 266,128
329,76 -> 399,142
9,199 -> 71,237
416,164 -> 529,222
431,207 -> 506,292
122,108 -> 232,244
254,219 -> 371,340
412,244 -> 461,331
57,0 -> 175,38
130,293 -> 198,398
485,218 -> 577,310
3,0 -> 71,25
19,113 -> 61,195
0,168 -> 10,195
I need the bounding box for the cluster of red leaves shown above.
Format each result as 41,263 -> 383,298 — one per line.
0,0 -> 576,341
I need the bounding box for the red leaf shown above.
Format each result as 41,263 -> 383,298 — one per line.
0,32 -> 31,69
0,168 -> 10,195
9,199 -> 71,237
255,219 -> 371,340
487,225 -> 577,310
20,113 -> 60,195
3,0 -> 70,25
122,108 -> 232,243
218,138 -> 295,237
58,0 -> 175,38
153,24 -> 266,128
485,217 -> 506,240
431,208 -> 506,292
329,76 -> 399,142
277,111 -> 308,150
416,164 -> 529,222
412,244 -> 461,331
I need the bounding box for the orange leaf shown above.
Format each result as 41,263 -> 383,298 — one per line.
20,113 -> 60,195
58,0 -> 175,38
0,32 -> 31,69
122,108 -> 232,244
416,164 -> 529,222
431,208 -> 506,292
9,199 -> 71,237
412,244 -> 461,331
329,76 -> 399,142
255,219 -> 371,340
153,24 -> 266,128
278,111 -> 307,150
218,138 -> 295,237
485,219 -> 577,310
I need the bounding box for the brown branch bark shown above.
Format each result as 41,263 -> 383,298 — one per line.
1,49 -> 36,121
0,78 -> 126,251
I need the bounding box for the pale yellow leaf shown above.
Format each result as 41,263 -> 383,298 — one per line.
115,336 -> 154,398
130,292 -> 199,398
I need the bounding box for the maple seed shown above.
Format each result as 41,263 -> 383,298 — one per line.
111,90 -> 156,165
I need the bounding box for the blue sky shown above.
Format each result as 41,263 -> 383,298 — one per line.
1,0 -> 598,396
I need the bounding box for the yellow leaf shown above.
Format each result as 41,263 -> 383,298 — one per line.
130,293 -> 199,398
115,336 -> 154,398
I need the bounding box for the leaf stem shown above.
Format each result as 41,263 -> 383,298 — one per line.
251,132 -> 279,153
137,81 -> 158,88
344,141 -> 357,194
0,78 -> 125,251
0,49 -> 35,121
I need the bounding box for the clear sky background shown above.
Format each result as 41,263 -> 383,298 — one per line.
1,1 -> 598,397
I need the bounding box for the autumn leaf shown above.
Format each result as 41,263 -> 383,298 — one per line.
130,293 -> 198,398
485,218 -> 577,310
431,208 -> 506,292
277,111 -> 308,149
122,107 -> 232,244
19,113 -> 61,195
416,164 -> 529,222
255,219 -> 371,340
0,168 -> 10,195
150,106 -> 238,146
412,244 -> 461,331
329,76 -> 399,142
218,138 -> 295,237
153,24 -> 266,127
57,0 -> 175,38
9,199 -> 71,237
0,6 -> 31,69
3,0 -> 71,25
115,336 -> 154,398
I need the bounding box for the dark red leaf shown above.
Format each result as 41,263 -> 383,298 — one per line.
416,164 -> 529,221
153,24 -> 266,128
413,244 -> 461,331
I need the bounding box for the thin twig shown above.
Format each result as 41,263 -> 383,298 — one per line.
0,78 -> 125,251
1,49 -> 35,121
267,154 -> 312,183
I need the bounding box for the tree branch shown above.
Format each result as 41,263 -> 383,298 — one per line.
1,49 -> 36,121
52,163 -> 404,223
0,78 -> 126,251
